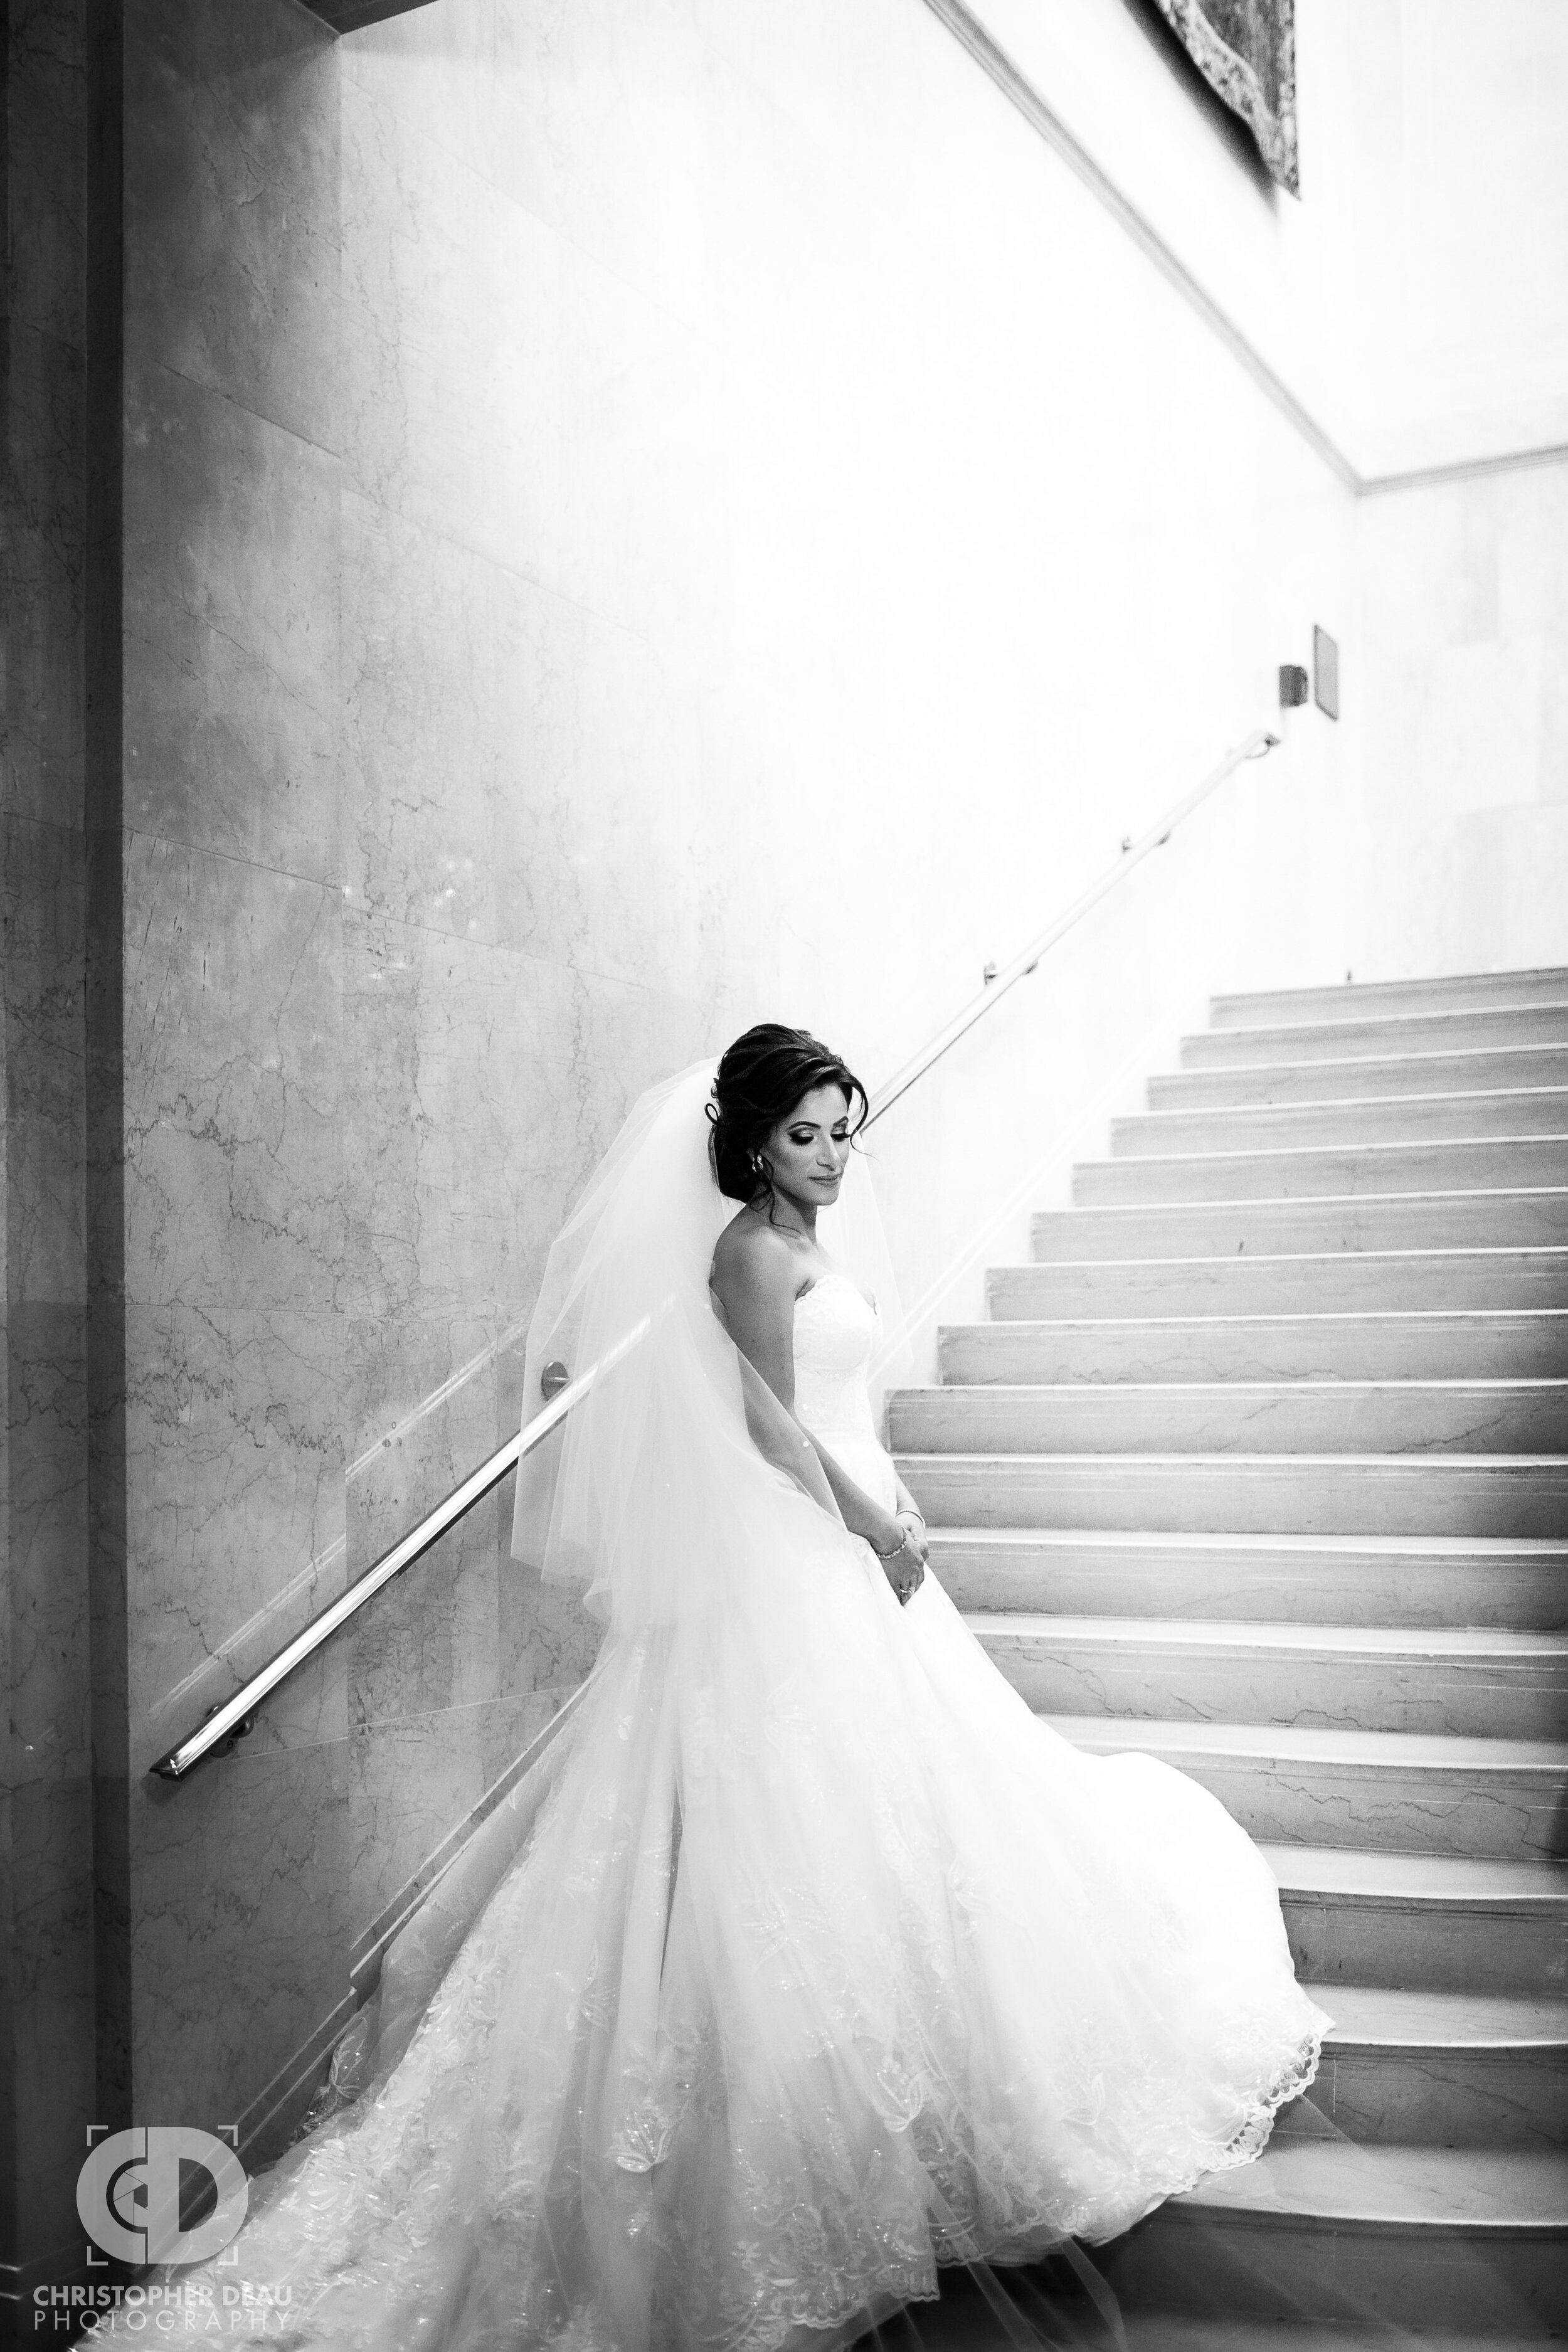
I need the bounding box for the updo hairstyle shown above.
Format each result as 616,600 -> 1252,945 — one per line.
707,1024 -> 869,1204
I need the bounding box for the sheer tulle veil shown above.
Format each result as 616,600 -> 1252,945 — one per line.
312,1056 -> 913,2123
509,1056 -> 913,1622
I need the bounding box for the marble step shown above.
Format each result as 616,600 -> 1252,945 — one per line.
1044,1715 -> 1567,1860
889,1380 -> 1568,1455
1152,1041 -> 1568,1110
1099,2142 -> 1568,2330
924,2277 -> 1559,2349
943,1311 -> 1568,1384
1211,967 -> 1568,1029
930,1528 -> 1568,1631
898,1452 -> 1568,1537
1113,1088 -> 1568,1156
970,1616 -> 1568,1740
1033,1194 -> 1568,1261
1074,1136 -> 1568,1208
1182,1002 -> 1568,1068
1281,1985 -> 1568,2149
1269,1845 -> 1568,1997
1000,1246 -> 1568,1315
1117,2323 -> 1555,2352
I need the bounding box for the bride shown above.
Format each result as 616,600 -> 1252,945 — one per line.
106,1026 -> 1328,2352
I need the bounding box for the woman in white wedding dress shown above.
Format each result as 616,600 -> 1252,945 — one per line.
103,1027 -> 1328,2352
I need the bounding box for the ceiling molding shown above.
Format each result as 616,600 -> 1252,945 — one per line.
921,0 -> 1565,498
1356,439 -> 1568,497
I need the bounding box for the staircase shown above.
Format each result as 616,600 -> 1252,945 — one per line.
893,965 -> 1568,2346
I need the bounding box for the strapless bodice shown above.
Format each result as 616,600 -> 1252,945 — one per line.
792,1271 -> 881,1453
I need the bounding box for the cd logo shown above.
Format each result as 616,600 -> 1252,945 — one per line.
77,2129 -> 249,2266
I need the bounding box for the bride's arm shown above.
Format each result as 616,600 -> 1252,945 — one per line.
711,1232 -> 908,1560
708,1271 -> 839,1515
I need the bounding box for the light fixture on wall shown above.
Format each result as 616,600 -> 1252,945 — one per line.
1278,664 -> 1308,708
1313,626 -> 1340,721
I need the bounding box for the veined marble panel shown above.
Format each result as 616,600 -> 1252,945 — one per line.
338,64 -> 723,653
341,907 -> 710,1328
337,80 -> 563,587
2,813 -> 86,1304
344,1297 -> 600,1722
124,0 -> 339,450
340,0 -> 501,190
8,1301 -> 90,1783
123,359 -> 342,884
1,324 -> 85,830
131,1739 -> 352,2131
5,0 -> 88,350
122,834 -> 342,1310
480,562 -> 732,991
347,1495 -> 507,1728
8,1772 -> 97,2280
486,0 -> 718,327
341,494 -> 731,986
126,1303 -> 346,1772
347,1685 -> 568,1947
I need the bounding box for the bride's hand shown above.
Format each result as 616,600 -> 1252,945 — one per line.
896,1509 -> 930,1570
873,1517 -> 924,1607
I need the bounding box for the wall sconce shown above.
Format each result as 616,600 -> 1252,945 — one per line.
1278,664 -> 1308,708
1314,625 -> 1340,720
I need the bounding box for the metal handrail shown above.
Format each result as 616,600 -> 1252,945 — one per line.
150,726 -> 1279,1779
150,1316 -> 654,1778
866,729 -> 1279,1125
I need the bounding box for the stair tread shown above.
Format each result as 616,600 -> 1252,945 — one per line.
1041,1185 -> 1568,1213
1217,963 -> 1568,995
1313,1983 -> 1568,2048
1191,1005 -> 1568,1047
958,1308 -> 1568,1331
1011,1246 -> 1568,1263
1081,1136 -> 1568,1170
929,1527 -> 1568,1559
1261,1843 -> 1568,1907
901,1448 -> 1568,1465
1126,1083 -> 1568,1120
1164,1041 -> 1568,1078
909,1375 -> 1568,1394
967,1614 -> 1568,1660
1046,1715 -> 1568,1769
1120,2323 -> 1555,2352
1204,995 -> 1568,1036
1170,2139 -> 1568,2228
1128,1086 -> 1568,1115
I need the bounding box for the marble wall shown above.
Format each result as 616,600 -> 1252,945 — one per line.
327,0 -> 1365,1375
6,0 -> 1564,2312
1352,460 -> 1568,979
2,0 -> 94,2318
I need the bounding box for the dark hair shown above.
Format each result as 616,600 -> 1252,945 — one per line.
707,1024 -> 869,1204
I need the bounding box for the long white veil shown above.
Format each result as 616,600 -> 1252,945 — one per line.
509,1057 -> 912,1623
309,1057 -> 911,2117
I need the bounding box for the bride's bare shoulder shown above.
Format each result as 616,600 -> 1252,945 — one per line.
711,1208 -> 800,1303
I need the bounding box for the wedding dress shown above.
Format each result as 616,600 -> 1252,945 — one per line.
103,1065 -> 1327,2352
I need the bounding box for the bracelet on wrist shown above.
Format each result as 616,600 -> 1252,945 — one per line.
872,1527 -> 907,1560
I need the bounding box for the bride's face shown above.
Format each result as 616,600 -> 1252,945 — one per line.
763,1083 -> 853,1218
